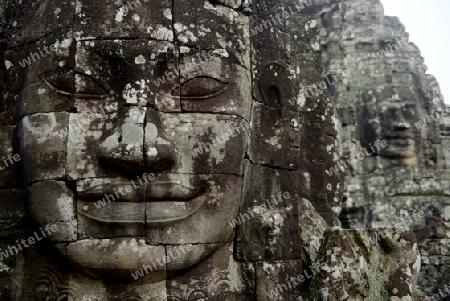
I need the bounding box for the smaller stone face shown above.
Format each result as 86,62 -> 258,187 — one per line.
358,89 -> 424,164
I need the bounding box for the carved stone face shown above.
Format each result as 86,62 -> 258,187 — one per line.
378,100 -> 419,158
357,88 -> 424,167
16,0 -> 251,280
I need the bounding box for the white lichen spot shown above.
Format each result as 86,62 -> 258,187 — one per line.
132,14 -> 140,22
115,7 -> 126,22
147,25 -> 174,41
60,38 -> 72,49
262,262 -> 275,274
74,31 -> 83,41
38,88 -> 46,95
174,23 -> 186,33
210,49 -> 229,57
311,42 -> 320,51
135,55 -> 146,65
309,20 -> 318,28
75,1 -> 83,14
122,81 -> 148,104
163,8 -> 172,20
4,60 -> 12,70
180,46 -> 190,54
146,123 -> 158,140
271,213 -> 284,236
264,135 -> 281,146
297,93 -> 306,107
147,147 -> 158,157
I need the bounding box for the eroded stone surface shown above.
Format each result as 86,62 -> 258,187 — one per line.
0,0 -> 436,299
307,227 -> 421,301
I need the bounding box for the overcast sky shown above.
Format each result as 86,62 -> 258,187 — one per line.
380,0 -> 450,104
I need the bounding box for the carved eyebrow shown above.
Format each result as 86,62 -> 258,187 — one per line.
171,76 -> 230,99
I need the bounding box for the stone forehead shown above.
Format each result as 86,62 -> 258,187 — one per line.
9,1 -> 252,69
73,1 -> 250,57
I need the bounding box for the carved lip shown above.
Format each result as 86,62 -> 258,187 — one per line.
78,195 -> 207,224
77,181 -> 207,224
382,132 -> 414,139
382,137 -> 415,147
78,181 -> 205,202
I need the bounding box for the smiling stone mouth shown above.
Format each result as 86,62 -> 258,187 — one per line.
77,179 -> 206,202
77,196 -> 208,224
76,179 -> 207,224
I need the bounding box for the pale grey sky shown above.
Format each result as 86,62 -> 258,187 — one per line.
381,0 -> 450,104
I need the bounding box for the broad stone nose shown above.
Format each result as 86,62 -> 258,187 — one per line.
392,110 -> 410,131
98,107 -> 147,171
392,121 -> 410,131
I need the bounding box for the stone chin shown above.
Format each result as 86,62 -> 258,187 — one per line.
54,238 -> 225,282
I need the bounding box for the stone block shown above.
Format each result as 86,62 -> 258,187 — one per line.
74,0 -> 172,40
18,113 -> 69,184
248,103 -> 300,169
26,181 -> 77,242
235,161 -> 304,261
256,260 -> 306,301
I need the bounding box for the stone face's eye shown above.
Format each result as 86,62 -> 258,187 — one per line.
44,72 -> 75,94
44,72 -> 107,98
172,76 -> 229,99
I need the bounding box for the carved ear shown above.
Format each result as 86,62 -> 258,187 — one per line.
258,62 -> 292,108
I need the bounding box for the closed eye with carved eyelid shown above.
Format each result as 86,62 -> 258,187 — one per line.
43,72 -> 108,99
171,76 -> 230,99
